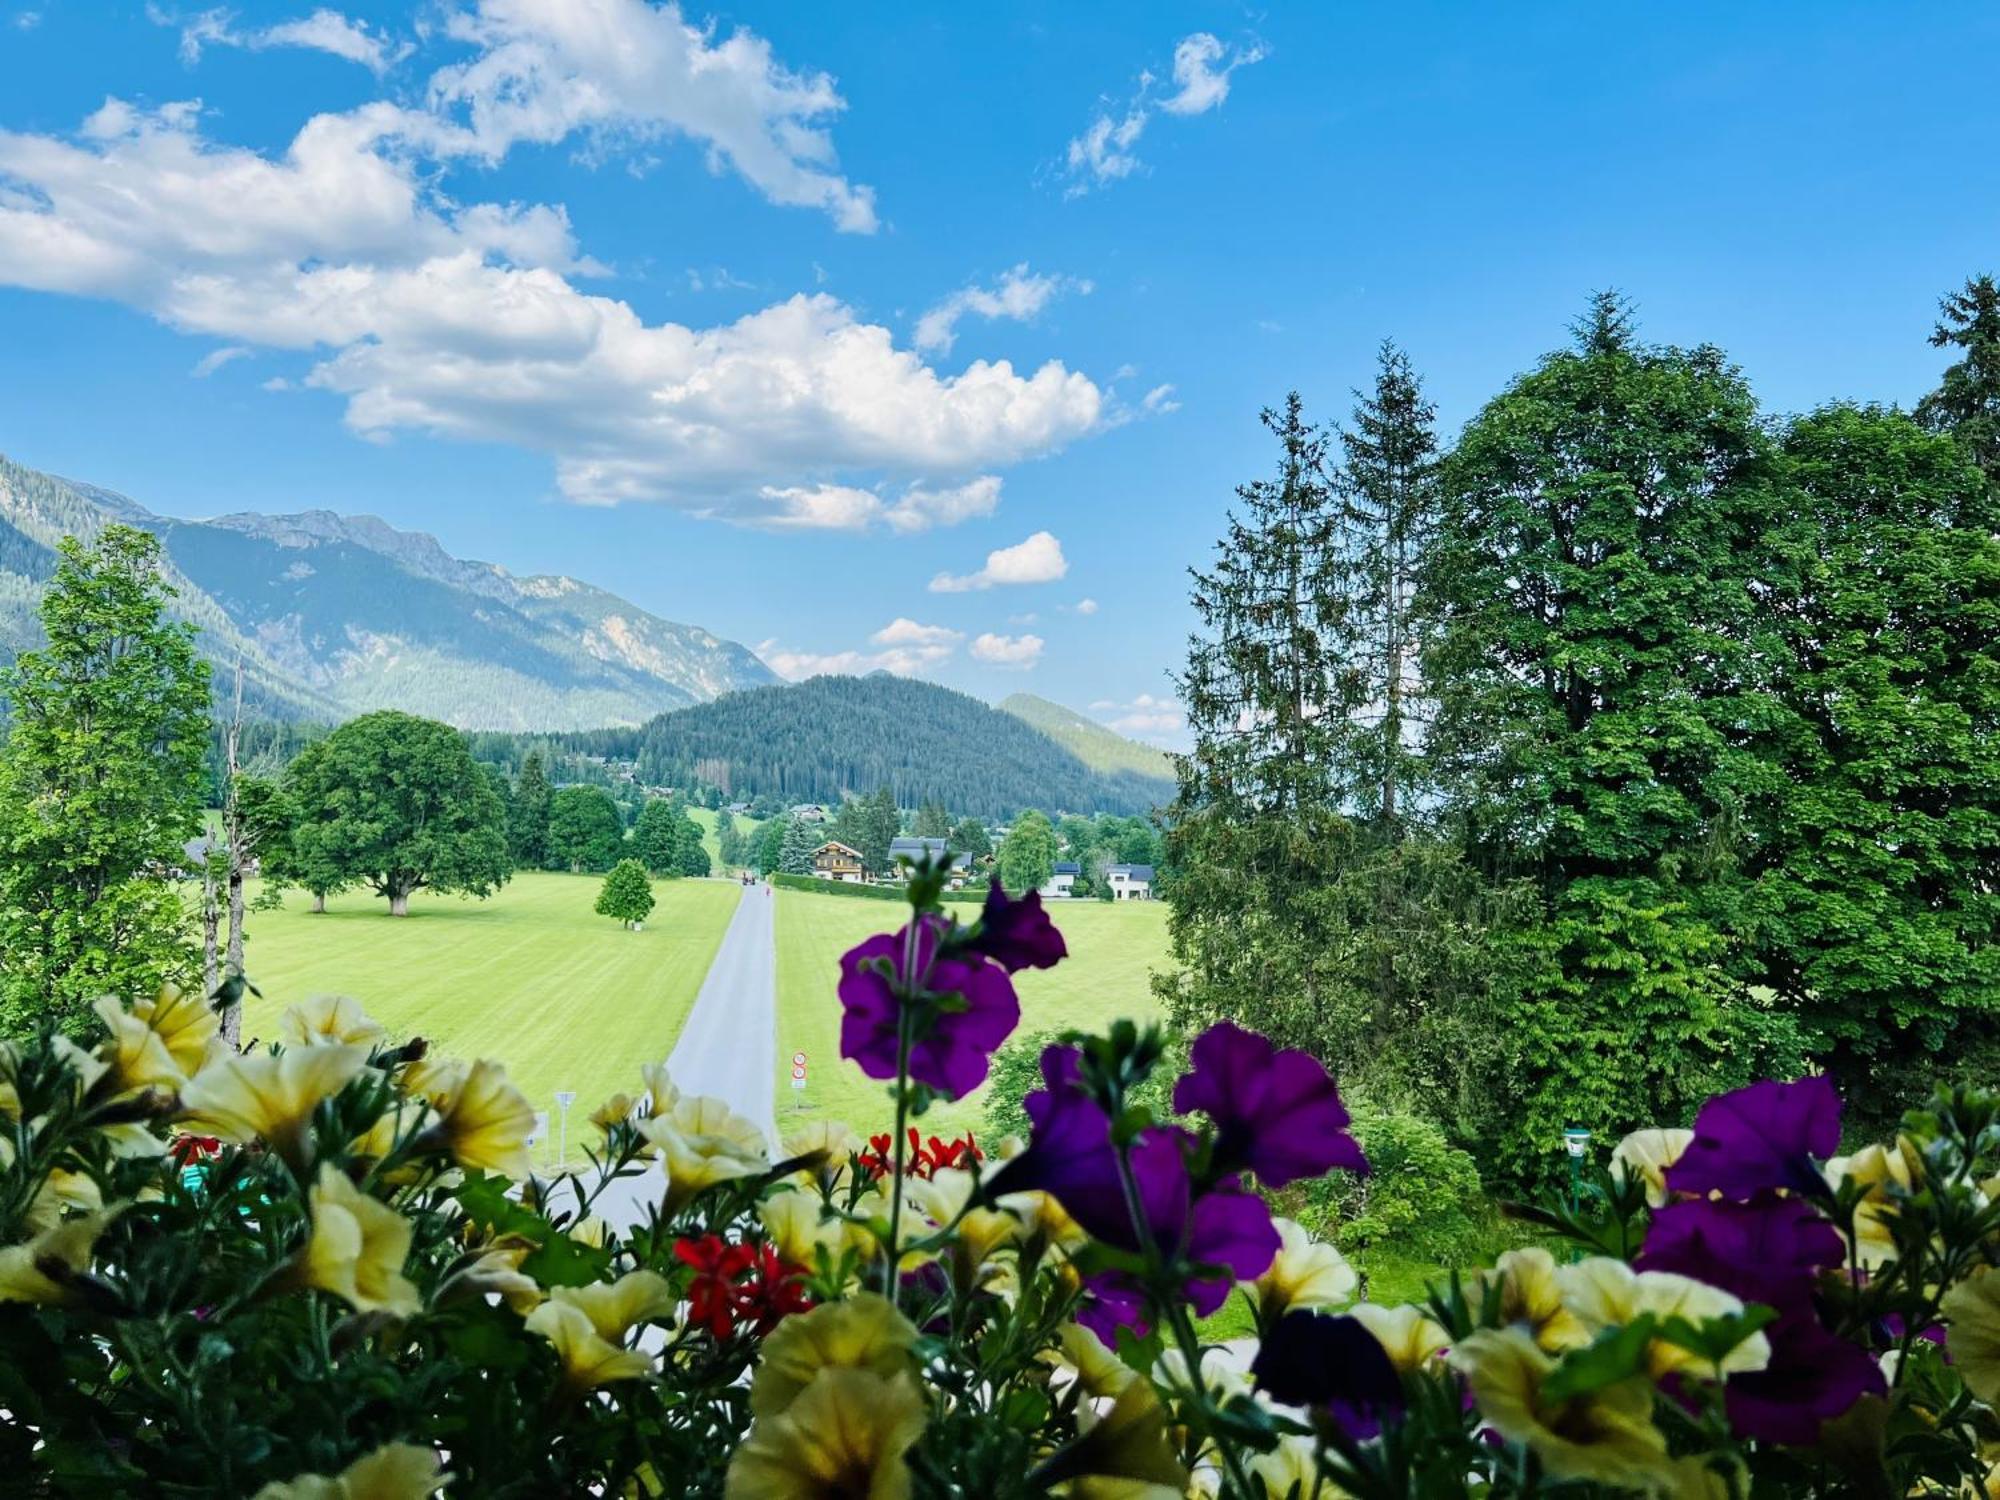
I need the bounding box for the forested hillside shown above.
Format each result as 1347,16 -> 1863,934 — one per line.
573,675 -> 1172,818
998,692 -> 1174,781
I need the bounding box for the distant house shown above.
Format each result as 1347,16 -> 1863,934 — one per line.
812,840 -> 865,882
791,803 -> 830,823
1041,861 -> 1080,899
887,836 -> 973,888
725,802 -> 752,816
1105,864 -> 1155,901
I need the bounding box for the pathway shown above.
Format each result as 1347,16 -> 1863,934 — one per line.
574,880 -> 778,1229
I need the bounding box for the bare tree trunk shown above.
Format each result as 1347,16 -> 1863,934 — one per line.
200,855 -> 220,998
311,891 -> 326,914
220,659 -> 247,1046
389,887 -> 410,917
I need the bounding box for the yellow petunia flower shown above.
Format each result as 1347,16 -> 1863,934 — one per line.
1251,1217 -> 1358,1322
1611,1128 -> 1695,1208
1349,1301 -> 1451,1373
350,1096 -> 434,1166
398,1055 -> 467,1107
762,1189 -> 847,1271
250,1442 -> 446,1500
1475,1247 -> 1591,1352
525,1299 -> 655,1390
995,1185 -> 1086,1253
727,1366 -> 926,1500
638,1061 -> 680,1118
1043,1381 -> 1190,1499
297,1166 -> 420,1318
751,1292 -> 920,1419
550,1269 -> 675,1341
181,1045 -> 372,1167
590,1092 -> 637,1131
1453,1327 -> 1673,1491
0,1208 -> 117,1304
640,1100 -> 769,1214
1827,1139 -> 1923,1269
1246,1436 -> 1324,1500
1049,1321 -> 1138,1400
907,1166 -> 1022,1272
121,985 -> 222,1081
1557,1257 -> 1770,1381
1944,1269 -> 2000,1404
424,1059 -> 537,1179
93,994 -> 190,1096
439,1245 -> 542,1314
782,1118 -> 861,1189
281,994 -> 387,1049
23,1167 -> 105,1235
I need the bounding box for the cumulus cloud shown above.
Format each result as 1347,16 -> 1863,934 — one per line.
1141,383 -> 1181,415
971,631 -> 1043,669
0,91 -> 1103,512
430,0 -> 876,233
190,344 -> 250,377
928,530 -> 1068,593
915,264 -> 1091,355
1072,597 -> 1099,615
758,617 -> 962,680
1063,31 -> 1263,195
162,6 -> 412,74
1089,692 -> 1185,742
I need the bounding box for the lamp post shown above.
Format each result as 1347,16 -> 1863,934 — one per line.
1563,1126 -> 1592,1215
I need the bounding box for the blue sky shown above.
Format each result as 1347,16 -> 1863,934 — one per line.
2,2 -> 1997,745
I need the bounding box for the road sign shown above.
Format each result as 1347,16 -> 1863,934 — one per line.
555,1090 -> 577,1109
792,1051 -> 807,1066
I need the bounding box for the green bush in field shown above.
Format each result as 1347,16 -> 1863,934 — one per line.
1298,1104 -> 1487,1266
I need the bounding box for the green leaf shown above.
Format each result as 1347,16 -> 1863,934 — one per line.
1541,1316 -> 1657,1402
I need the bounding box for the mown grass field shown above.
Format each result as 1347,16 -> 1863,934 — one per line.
237,871 -> 741,1135
771,888 -> 1170,1140
687,806 -> 761,872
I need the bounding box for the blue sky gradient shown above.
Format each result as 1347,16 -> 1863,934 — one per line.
2,3 -> 1996,743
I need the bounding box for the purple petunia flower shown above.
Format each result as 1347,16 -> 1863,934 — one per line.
1665,1075 -> 1841,1201
1252,1311 -> 1406,1438
838,918 -> 1020,1098
1076,1271 -> 1152,1343
985,1044 -> 1280,1303
970,880 -> 1069,973
1173,1022 -> 1369,1187
1640,1191 -> 1881,1442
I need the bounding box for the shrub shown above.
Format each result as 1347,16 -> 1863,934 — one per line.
1298,1104 -> 1488,1265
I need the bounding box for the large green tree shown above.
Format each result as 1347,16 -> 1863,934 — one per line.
777,816 -> 818,876
289,711 -> 512,916
510,751 -> 551,867
631,798 -> 682,875
595,858 -> 656,930
548,785 -> 624,874
1916,273 -> 2000,485
1751,404 -> 2000,1117
271,738 -> 348,911
998,810 -> 1059,894
0,526 -> 210,1034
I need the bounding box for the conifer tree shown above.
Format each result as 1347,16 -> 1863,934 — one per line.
511,751 -> 552,867
778,816 -> 818,876
1917,273 -> 2000,484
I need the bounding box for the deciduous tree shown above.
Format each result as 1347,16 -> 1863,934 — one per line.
548,785 -> 624,874
595,858 -> 656,930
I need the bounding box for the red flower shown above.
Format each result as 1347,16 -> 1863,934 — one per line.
859,1128 -> 985,1181
170,1134 -> 221,1166
674,1234 -> 756,1337
737,1244 -> 813,1334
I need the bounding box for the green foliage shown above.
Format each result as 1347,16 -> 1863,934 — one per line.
996,692 -> 1175,783
912,799 -> 952,839
630,796 -> 685,876
594,858 -> 656,927
754,813 -> 790,874
0,526 -> 209,1035
1917,272 -> 2000,483
1298,1105 -> 1487,1265
510,750 -> 551,866
950,816 -> 992,860
768,872 -> 980,905
288,710 -> 512,914
714,808 -> 743,867
998,809 -> 1059,893
547,784 -> 623,873
776,817 -> 819,876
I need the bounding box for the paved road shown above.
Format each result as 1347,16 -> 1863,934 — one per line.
572,881 -> 777,1229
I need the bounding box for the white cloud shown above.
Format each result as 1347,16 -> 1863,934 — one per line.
928,530 -> 1068,593
1141,383 -> 1180,415
1159,32 -> 1265,116
191,344 -> 250,377
915,264 -> 1091,354
431,0 -> 877,233
971,631 -> 1043,669
162,6 -> 412,74
14,10 -> 41,28
1090,691 -> 1185,742
1072,597 -> 1099,615
759,617 -> 961,680
0,99 -> 1102,513
1062,31 -> 1263,195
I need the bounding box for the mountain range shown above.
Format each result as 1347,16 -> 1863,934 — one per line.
0,452 -> 776,730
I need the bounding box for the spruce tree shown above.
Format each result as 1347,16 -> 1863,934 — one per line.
1917,273 -> 2000,485
778,816 -> 818,876
511,751 -> 552,867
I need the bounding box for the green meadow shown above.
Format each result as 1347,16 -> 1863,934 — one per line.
236,871 -> 742,1129
771,887 -> 1170,1141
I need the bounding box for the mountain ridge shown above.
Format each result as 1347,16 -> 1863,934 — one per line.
997,692 -> 1175,782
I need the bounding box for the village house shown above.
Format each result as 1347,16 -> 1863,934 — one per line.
1040,861 -> 1080,899
1105,863 -> 1155,901
886,836 -> 973,888
790,803 -> 830,823
811,840 -> 865,882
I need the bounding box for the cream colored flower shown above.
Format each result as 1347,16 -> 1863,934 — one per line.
638,1061 -> 680,1118
398,1055 -> 467,1106
550,1270 -> 675,1341
0,1209 -> 116,1304
250,1442 -> 446,1499
1611,1128 -> 1694,1208
525,1299 -> 654,1390
1827,1139 -> 1923,1268
1048,1381 -> 1190,1499
726,1367 -> 926,1500
762,1189 -> 847,1271
751,1292 -> 920,1419
297,1166 -> 420,1318
440,1245 -> 542,1314
1453,1327 -> 1673,1490
93,993 -> 189,1096
908,1166 -> 1021,1270
1153,1345 -> 1251,1405
1944,1269 -> 2000,1404
350,1097 -> 434,1165
23,1168 -> 105,1234
590,1092 -> 637,1131
281,994 -> 387,1048
1476,1247 -> 1591,1353
640,1102 -> 768,1214
782,1118 -> 861,1188
1557,1257 -> 1770,1381
1349,1301 -> 1451,1373
1049,1321 -> 1138,1400
181,1045 -> 371,1164
131,985 -> 221,1077
425,1060 -> 536,1179
1247,1436 -> 1325,1500
1250,1218 -> 1358,1321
